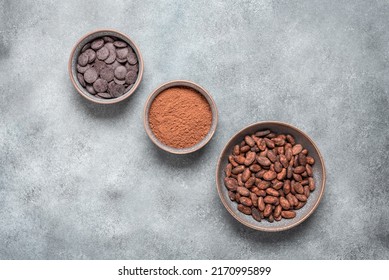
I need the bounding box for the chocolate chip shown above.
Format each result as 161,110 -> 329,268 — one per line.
81,43 -> 91,53
99,67 -> 114,82
77,53 -> 89,66
116,57 -> 127,63
97,92 -> 111,99
116,47 -> 129,59
77,73 -> 86,87
103,36 -> 114,42
125,70 -> 137,84
93,78 -> 108,93
114,77 -> 125,85
127,50 -> 137,65
84,49 -> 96,63
109,60 -> 121,70
125,63 -> 138,72
77,64 -> 90,74
96,47 -> 109,60
86,84 -> 96,95
109,83 -> 125,98
105,49 -> 116,64
94,60 -> 107,74
104,42 -> 115,51
91,38 -> 104,50
113,40 -> 127,48
114,66 -> 127,80
108,81 -> 116,92
84,68 -> 98,84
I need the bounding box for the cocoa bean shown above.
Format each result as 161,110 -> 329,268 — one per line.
263,170 -> 277,181
272,181 -> 283,190
256,156 -> 271,167
287,166 -> 293,178
240,196 -> 253,207
249,164 -> 261,172
306,156 -> 315,165
225,163 -> 232,177
306,164 -> 313,177
255,129 -> 270,137
298,153 -> 307,166
285,147 -> 293,161
257,180 -> 271,190
308,177 -> 315,191
274,161 -> 283,173
266,188 -> 280,197
250,193 -> 258,207
238,204 -> 252,215
286,134 -> 295,145
281,210 -> 296,219
244,177 -> 255,188
228,191 -> 236,201
242,168 -> 251,182
279,197 -> 291,210
279,154 -> 289,168
283,180 -> 291,194
244,151 -> 256,166
274,205 -> 282,218
292,144 -> 303,155
263,196 -> 279,204
294,166 -> 306,174
232,165 -> 245,175
293,182 -> 304,194
258,197 -> 265,211
273,137 -> 285,146
267,150 -> 277,163
240,145 -> 250,153
295,194 -> 307,202
245,135 -> 255,147
228,155 -> 238,167
237,186 -> 250,197
293,173 -> 303,182
277,168 -> 286,180
251,207 -> 261,221
263,204 -> 272,217
264,138 -> 275,149
234,155 -> 245,165
237,174 -> 243,186
255,170 -> 267,179
233,145 -> 240,156
224,177 -> 238,191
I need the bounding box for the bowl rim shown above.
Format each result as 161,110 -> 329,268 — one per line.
216,121 -> 326,232
143,80 -> 218,154
68,28 -> 144,105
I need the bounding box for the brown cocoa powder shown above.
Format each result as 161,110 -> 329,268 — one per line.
148,86 -> 212,148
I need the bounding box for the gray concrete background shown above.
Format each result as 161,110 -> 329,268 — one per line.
0,0 -> 388,259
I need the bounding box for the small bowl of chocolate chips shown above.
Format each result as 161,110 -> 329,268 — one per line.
68,29 -> 144,104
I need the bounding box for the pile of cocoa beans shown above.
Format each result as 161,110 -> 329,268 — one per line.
224,129 -> 315,223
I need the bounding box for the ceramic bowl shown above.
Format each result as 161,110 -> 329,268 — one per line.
68,29 -> 144,104
216,121 -> 326,231
144,80 -> 218,154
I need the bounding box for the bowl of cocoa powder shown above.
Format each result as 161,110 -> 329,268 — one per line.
216,122 -> 326,231
144,80 -> 218,154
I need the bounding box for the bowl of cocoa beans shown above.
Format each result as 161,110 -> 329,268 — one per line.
216,121 -> 326,231
68,29 -> 143,104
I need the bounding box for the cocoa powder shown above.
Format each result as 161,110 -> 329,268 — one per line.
148,86 -> 212,148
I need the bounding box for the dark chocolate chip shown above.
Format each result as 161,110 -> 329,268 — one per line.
109,83 -> 125,98
114,66 -> 127,80
93,78 -> 108,93
94,60 -> 107,74
104,49 -> 116,64
125,70 -> 137,84
77,53 -> 89,66
96,46 -> 109,60
97,92 -> 111,99
113,40 -> 127,48
104,42 -> 115,50
114,77 -> 125,85
77,64 -> 90,74
127,50 -> 137,65
125,63 -> 138,72
91,38 -> 104,50
116,57 -> 127,63
103,36 -> 114,42
99,67 -> 114,82
81,43 -> 91,53
77,73 -> 86,87
84,49 -> 96,63
86,84 -> 96,95
84,68 -> 98,84
116,47 -> 129,59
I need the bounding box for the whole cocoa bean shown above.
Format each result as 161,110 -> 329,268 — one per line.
240,145 -> 250,153
294,166 -> 306,174
277,146 -> 284,155
237,174 -> 243,186
286,134 -> 295,145
228,155 -> 238,167
285,147 -> 293,161
263,204 -> 272,217
266,132 -> 276,138
240,196 -> 253,207
267,215 -> 274,223
232,165 -> 245,175
274,215 -> 282,221
293,173 -> 303,182
274,205 -> 282,218
277,168 -> 287,180
279,197 -> 291,210
267,150 -> 277,162
281,210 -> 296,219
264,138 -> 275,149
256,156 -> 271,167
295,194 -> 307,202
255,170 -> 267,179
258,139 -> 267,151
264,196 -> 279,204
298,153 -> 307,166
295,201 -> 306,209
250,193 -> 258,207
233,145 -> 240,156
279,154 -> 289,168
293,182 -> 304,194
234,155 -> 245,165
244,151 -> 256,166
258,196 -> 265,211
242,168 -> 251,182
251,207 -> 261,222
304,185 -> 310,198
244,177 -> 255,188
287,166 -> 293,178
302,149 -> 308,155
301,179 -> 309,185
306,156 -> 315,165
238,204 -> 252,215
274,161 -> 283,173
225,163 -> 232,177
306,164 -> 313,177
235,193 -> 241,202
272,181 -> 283,190
224,177 -> 238,191
273,137 -> 285,146
283,180 -> 291,194
308,177 -> 315,191
237,186 -> 250,197
255,129 -> 270,137
245,135 -> 255,147
228,191 -> 236,201
257,180 -> 270,190
266,188 -> 280,197
249,164 -> 261,172
292,144 -> 303,155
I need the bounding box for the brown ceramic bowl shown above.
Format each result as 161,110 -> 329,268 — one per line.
144,80 -> 218,154
68,29 -> 144,104
216,121 -> 326,231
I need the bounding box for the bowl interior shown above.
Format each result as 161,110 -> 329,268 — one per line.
70,30 -> 143,104
216,122 -> 326,231
144,80 -> 218,154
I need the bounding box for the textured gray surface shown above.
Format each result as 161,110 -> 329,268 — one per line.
0,0 -> 388,259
